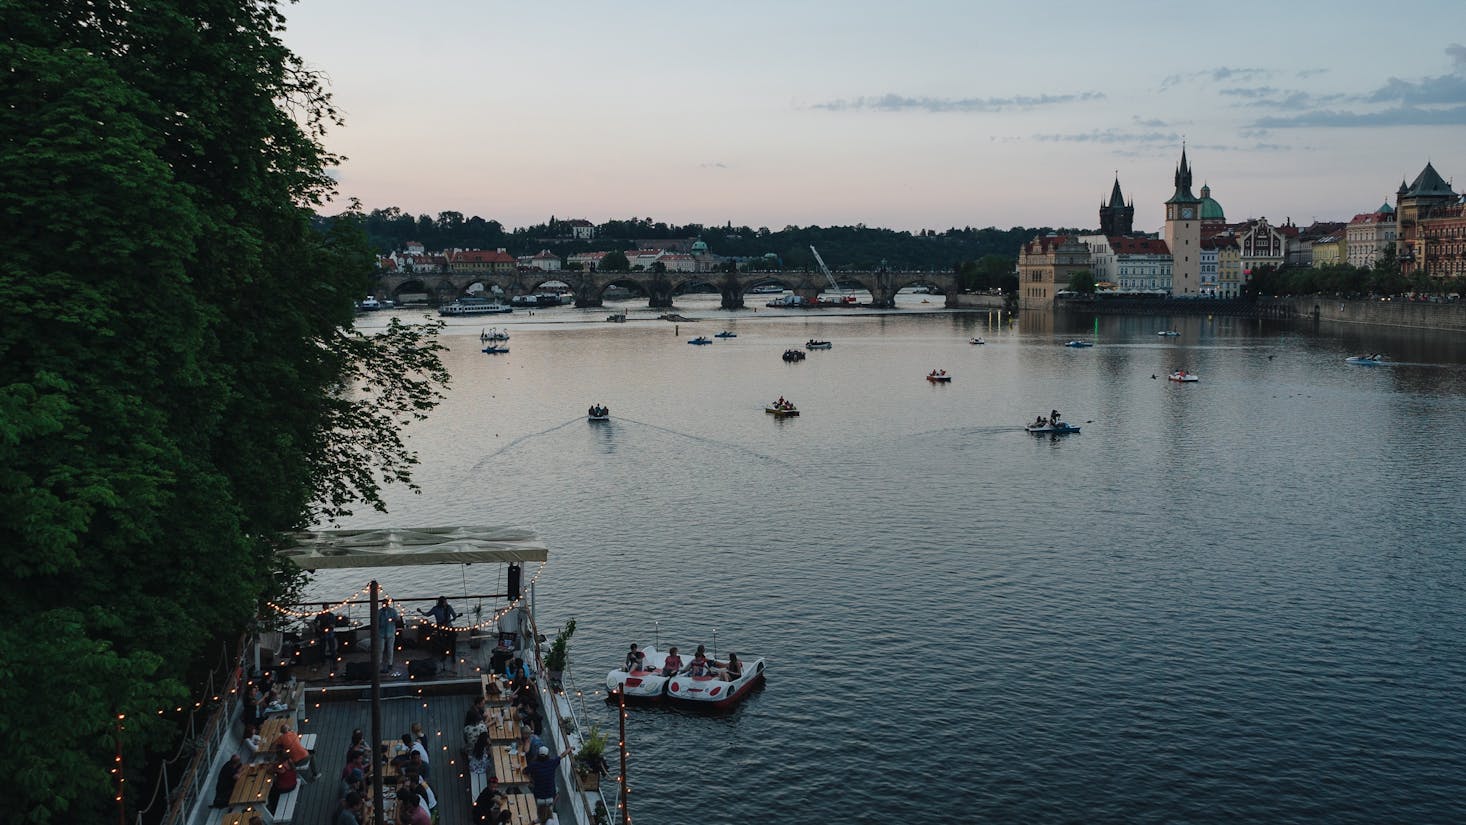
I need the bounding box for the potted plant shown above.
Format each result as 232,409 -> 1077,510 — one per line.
543,618 -> 575,688
575,725 -> 609,791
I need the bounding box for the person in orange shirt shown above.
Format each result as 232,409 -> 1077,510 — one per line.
278,723 -> 318,780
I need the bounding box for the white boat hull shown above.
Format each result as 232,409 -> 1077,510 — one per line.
605,644 -> 678,701
666,658 -> 766,709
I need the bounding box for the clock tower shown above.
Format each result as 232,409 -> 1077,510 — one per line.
1164,146 -> 1203,296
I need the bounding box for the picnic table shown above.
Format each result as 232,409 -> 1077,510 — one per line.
485,706 -> 521,741
227,763 -> 273,808
490,744 -> 528,786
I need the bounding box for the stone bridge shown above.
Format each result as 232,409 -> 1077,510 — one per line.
371,269 -> 962,309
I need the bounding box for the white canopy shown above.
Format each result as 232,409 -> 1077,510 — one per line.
278,526 -> 548,570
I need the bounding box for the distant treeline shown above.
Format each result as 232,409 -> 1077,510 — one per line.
341,207 -> 1089,274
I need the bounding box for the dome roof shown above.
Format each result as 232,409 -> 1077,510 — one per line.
1377,202 -> 1395,214
1198,184 -> 1225,220
691,239 -> 708,253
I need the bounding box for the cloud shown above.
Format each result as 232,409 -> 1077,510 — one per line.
1367,72 -> 1466,105
809,91 -> 1105,113
1131,116 -> 1173,128
699,161 -> 728,169
1296,68 -> 1329,79
1253,105 -> 1466,128
1449,43 -> 1466,69
1032,129 -> 1179,145
1160,66 -> 1270,90
1219,86 -> 1347,109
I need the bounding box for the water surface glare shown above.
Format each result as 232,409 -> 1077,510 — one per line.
320,301 -> 1466,823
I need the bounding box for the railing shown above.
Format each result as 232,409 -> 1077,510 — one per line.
523,609 -> 611,825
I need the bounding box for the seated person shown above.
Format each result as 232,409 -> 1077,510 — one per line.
240,725 -> 262,761
268,746 -> 299,811
660,646 -> 683,677
211,754 -> 242,807
624,643 -> 645,672
468,732 -> 493,775
390,733 -> 415,768
712,653 -> 743,681
686,646 -> 712,677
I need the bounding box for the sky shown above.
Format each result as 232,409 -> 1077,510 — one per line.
281,0 -> 1466,234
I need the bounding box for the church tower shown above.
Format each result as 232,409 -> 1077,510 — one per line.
1099,175 -> 1135,236
1164,146 -> 1203,296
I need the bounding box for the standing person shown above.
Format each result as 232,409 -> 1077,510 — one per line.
378,597 -> 400,673
526,745 -> 574,824
419,596 -> 459,673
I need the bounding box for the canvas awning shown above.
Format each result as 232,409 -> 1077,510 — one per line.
278,526 -> 548,570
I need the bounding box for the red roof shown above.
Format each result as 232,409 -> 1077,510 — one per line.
450,250 -> 515,264
1109,237 -> 1170,255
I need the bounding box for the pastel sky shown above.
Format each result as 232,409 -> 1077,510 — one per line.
281,0 -> 1466,234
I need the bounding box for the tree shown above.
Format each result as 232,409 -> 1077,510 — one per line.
601,250 -> 631,272
0,4 -> 448,821
650,260 -> 667,274
1067,271 -> 1097,294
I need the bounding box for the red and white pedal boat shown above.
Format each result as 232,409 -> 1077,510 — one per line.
666,656 -> 766,709
605,644 -> 679,702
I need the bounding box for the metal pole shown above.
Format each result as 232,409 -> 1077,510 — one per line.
370,580 -> 384,823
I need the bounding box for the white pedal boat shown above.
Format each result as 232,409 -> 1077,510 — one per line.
605,644 -> 679,701
666,657 -> 766,709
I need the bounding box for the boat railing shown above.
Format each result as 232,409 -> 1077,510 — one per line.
524,613 -> 611,825
135,634 -> 249,825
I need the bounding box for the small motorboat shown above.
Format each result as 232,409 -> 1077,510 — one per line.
480,327 -> 510,342
805,340 -> 832,350
969,337 -> 986,345
1157,330 -> 1180,336
1064,340 -> 1094,348
1345,354 -> 1389,365
1026,422 -> 1081,435
482,344 -> 510,354
766,401 -> 799,417
1168,370 -> 1199,382
782,349 -> 806,362
666,656 -> 766,709
714,331 -> 737,339
926,370 -> 952,383
605,644 -> 680,702
587,405 -> 610,422
688,336 -> 712,345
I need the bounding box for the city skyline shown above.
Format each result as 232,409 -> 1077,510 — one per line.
281,0 -> 1466,233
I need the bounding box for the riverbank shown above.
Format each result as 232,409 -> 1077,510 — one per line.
1274,297 -> 1466,333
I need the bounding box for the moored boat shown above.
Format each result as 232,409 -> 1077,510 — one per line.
440,297 -> 514,316
1168,370 -> 1198,382
1064,340 -> 1094,348
714,331 -> 737,338
665,656 -> 766,709
969,337 -> 985,345
782,349 -> 806,362
805,339 -> 832,349
1345,354 -> 1390,365
358,296 -> 382,311
1157,330 -> 1180,336
750,284 -> 783,294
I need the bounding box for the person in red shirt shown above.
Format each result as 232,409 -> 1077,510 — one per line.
268,745 -> 298,812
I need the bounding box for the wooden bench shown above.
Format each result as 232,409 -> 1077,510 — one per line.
272,785 -> 299,824
297,733 -> 316,753
503,791 -> 537,825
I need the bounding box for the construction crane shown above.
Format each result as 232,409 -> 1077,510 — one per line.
809,246 -> 851,303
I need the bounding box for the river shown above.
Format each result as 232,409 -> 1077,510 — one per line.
317,295 -> 1466,823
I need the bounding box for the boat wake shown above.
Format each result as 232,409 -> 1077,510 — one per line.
465,417 -> 584,474
613,416 -> 805,475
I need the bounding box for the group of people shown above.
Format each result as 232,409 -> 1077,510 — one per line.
772,396 -> 795,411
213,715 -> 316,811
587,403 -> 609,417
1032,409 -> 1063,427
928,369 -> 947,377
626,643 -> 743,681
316,595 -> 461,676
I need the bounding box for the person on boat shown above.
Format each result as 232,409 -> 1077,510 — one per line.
687,646 -> 712,677
419,596 -> 459,673
396,786 -> 432,825
526,745 -> 575,825
625,643 -> 645,672
344,729 -> 368,767
1050,409 -> 1060,423
316,610 -> 338,663
516,724 -> 545,760
712,653 -> 742,681
211,754 -> 242,807
473,782 -> 506,825
378,597 -> 400,673
661,646 -> 683,676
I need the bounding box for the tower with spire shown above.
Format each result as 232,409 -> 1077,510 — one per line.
1163,146 -> 1203,296
1099,175 -> 1135,236
1395,161 -> 1459,276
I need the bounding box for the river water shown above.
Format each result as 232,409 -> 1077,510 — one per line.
320,296 -> 1466,823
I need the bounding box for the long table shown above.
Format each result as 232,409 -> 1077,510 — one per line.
490,744 -> 529,786
227,763 -> 273,808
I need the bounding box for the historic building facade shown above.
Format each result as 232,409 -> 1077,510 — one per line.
1345,205 -> 1397,268
1018,234 -> 1090,308
1396,162 -> 1459,277
1163,148 -> 1203,296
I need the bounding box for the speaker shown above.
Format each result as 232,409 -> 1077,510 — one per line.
344,661 -> 374,682
507,563 -> 521,601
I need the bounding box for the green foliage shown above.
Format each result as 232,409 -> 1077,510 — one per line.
544,618 -> 576,672
600,250 -> 631,272
1067,271 -> 1097,294
0,3 -> 448,821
